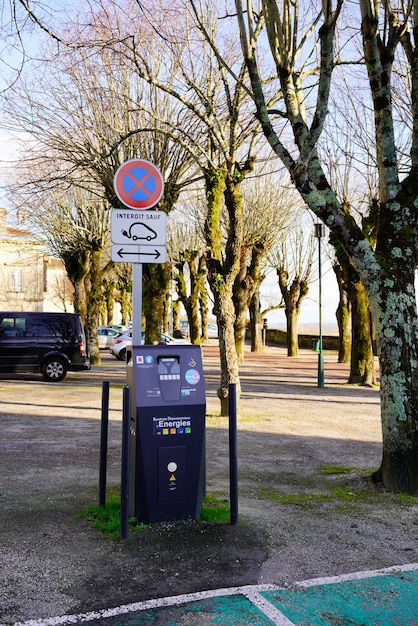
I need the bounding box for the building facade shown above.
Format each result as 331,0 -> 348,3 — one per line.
0,208 -> 73,312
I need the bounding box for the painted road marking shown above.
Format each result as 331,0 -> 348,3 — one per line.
243,589 -> 295,625
13,563 -> 418,626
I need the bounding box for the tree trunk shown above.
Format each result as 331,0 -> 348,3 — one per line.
233,248 -> 251,364
286,305 -> 299,357
249,289 -> 264,352
143,264 -> 170,343
332,244 -> 375,382
346,279 -> 376,386
199,284 -> 209,340
204,166 -> 242,416
334,263 -> 351,364
214,283 -> 241,416
86,250 -> 103,366
370,266 -> 418,493
278,271 -> 308,357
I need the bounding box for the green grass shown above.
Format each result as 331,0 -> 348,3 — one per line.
318,464 -> 358,476
79,495 -> 147,539
199,495 -> 230,523
79,493 -> 230,539
257,488 -> 334,506
396,492 -> 418,505
256,465 -> 418,512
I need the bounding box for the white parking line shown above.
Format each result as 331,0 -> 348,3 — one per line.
13,585 -> 278,626
13,563 -> 418,626
295,561 -> 418,588
243,589 -> 296,625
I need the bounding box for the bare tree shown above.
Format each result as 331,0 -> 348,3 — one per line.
235,0 -> 418,492
268,216 -> 315,357
168,217 -> 207,344
84,0 -> 269,414
19,184 -> 111,364
1,12 -> 200,346
233,168 -> 293,359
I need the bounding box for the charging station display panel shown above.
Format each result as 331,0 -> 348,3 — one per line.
130,345 -> 205,407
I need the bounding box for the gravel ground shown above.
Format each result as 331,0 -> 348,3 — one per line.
1,344 -> 417,625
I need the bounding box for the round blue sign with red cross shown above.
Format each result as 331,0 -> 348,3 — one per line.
113,159 -> 164,210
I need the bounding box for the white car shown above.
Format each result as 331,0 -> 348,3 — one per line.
97,326 -> 120,349
110,331 -> 189,361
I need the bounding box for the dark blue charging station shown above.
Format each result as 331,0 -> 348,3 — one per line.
126,344 -> 206,523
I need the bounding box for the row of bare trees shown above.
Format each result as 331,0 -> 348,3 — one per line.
1,0 -> 413,491
0,0 -> 325,411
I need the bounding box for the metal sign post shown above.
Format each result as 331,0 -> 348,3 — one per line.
132,264 -> 143,346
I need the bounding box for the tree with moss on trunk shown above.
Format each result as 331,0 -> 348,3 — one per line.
168,220 -> 207,344
235,0 -> 418,492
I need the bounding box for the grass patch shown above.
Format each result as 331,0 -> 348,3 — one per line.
396,492 -> 418,506
79,495 -> 147,540
199,495 -> 230,523
80,493 -> 230,539
257,488 -> 334,506
318,464 -> 357,476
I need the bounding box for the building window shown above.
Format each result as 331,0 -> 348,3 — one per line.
10,269 -> 23,292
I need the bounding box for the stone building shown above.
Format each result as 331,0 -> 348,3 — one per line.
0,208 -> 73,312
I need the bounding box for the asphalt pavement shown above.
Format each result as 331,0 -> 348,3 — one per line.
2,345 -> 418,625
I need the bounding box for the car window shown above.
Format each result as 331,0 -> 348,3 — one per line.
0,316 -> 28,337
29,317 -> 73,339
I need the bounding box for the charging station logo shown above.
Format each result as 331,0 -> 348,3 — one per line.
153,416 -> 192,436
185,369 -> 200,384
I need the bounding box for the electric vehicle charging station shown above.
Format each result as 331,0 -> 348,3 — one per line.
112,160 -> 207,525
126,343 -> 206,524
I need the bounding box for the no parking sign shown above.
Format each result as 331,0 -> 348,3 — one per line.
113,159 -> 164,210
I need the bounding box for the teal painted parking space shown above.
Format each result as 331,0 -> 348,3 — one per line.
263,568 -> 418,625
15,565 -> 418,626
82,593 -> 277,626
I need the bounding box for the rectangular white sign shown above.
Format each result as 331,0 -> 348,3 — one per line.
111,244 -> 167,264
111,209 -> 167,245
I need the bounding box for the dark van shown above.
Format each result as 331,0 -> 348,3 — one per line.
0,312 -> 90,382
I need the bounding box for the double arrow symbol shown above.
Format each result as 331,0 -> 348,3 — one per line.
116,248 -> 162,260
111,244 -> 167,264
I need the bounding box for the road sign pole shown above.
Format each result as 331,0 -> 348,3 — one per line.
132,263 -> 142,345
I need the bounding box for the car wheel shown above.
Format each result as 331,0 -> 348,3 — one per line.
118,348 -> 127,361
42,357 -> 67,382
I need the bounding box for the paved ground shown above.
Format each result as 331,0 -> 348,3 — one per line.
1,343 -> 418,625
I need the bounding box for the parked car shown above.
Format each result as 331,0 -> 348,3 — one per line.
106,324 -> 129,332
97,326 -> 120,349
110,330 -> 189,361
110,330 -> 133,360
0,311 -> 90,382
179,320 -> 218,338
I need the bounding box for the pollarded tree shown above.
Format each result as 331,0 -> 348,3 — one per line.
168,218 -> 207,344
235,0 -> 418,492
1,13 -> 199,345
89,0 -> 269,414
233,168 -> 294,360
268,214 -> 315,357
17,184 -> 111,364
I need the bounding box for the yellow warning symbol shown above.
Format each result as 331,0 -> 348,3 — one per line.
169,474 -> 176,481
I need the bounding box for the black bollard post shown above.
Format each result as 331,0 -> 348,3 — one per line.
99,381 -> 110,508
120,385 -> 130,540
229,383 -> 238,525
